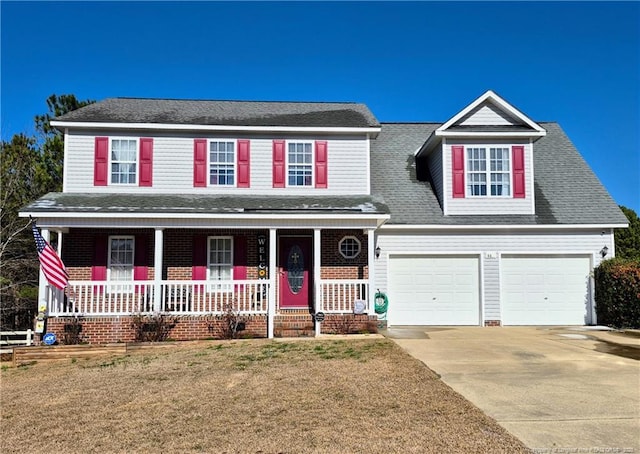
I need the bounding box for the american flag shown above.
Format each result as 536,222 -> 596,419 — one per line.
32,223 -> 69,289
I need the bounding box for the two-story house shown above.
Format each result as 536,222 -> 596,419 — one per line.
21,90 -> 628,342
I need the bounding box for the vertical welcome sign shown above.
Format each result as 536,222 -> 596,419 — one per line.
257,234 -> 268,279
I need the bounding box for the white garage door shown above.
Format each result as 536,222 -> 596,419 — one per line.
388,255 -> 480,326
501,255 -> 591,325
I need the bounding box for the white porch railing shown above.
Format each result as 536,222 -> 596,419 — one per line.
46,279 -> 369,316
318,279 -> 369,313
48,280 -> 269,316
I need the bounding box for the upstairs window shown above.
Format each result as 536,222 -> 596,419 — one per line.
111,139 -> 138,184
287,142 -> 313,186
466,146 -> 511,197
209,141 -> 235,186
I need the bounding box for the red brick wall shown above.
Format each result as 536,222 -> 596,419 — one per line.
63,228 -> 156,281
45,314 -> 377,343
484,320 -> 502,327
319,314 -> 378,334
46,315 -> 268,344
62,228 -> 370,285
320,230 -> 369,279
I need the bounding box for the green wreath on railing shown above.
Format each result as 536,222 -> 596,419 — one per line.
374,290 -> 389,314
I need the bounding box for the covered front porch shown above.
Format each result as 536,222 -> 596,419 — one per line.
25,193 -> 389,340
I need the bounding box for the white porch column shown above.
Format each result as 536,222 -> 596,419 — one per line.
37,228 -> 50,315
268,228 -> 277,339
153,228 -> 164,312
367,229 -> 376,315
314,228 -> 322,337
55,230 -> 63,255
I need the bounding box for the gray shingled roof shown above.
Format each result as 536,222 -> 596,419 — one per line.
23,193 -> 389,216
370,122 -> 628,225
53,98 -> 380,128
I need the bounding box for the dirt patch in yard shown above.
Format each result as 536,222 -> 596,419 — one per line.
1,339 -> 530,453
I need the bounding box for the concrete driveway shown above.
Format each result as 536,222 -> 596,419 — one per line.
387,326 -> 640,451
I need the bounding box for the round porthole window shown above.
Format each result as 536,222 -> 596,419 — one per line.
339,236 -> 361,259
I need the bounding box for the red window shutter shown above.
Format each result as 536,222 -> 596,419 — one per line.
272,140 -> 285,188
139,138 -> 153,187
233,236 -> 247,280
92,235 -> 108,281
512,146 -> 526,198
193,139 -> 207,187
91,235 -> 107,294
315,141 -> 328,189
134,234 -> 148,281
452,145 -> 465,198
237,139 -> 250,188
192,235 -> 207,280
94,137 -> 109,186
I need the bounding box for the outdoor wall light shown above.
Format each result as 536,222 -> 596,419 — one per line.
375,246 -> 381,259
600,246 -> 609,258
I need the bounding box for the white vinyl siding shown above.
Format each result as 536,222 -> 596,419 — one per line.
458,102 -> 520,126
426,143 -> 444,206
64,131 -> 369,195
375,229 -> 612,325
443,139 -> 534,215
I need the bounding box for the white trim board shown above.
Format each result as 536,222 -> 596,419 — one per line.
50,120 -> 382,137
379,224 -> 628,231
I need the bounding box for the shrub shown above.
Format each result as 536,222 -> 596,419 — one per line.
131,313 -> 177,342
62,316 -> 84,345
594,258 -> 640,328
214,302 -> 247,340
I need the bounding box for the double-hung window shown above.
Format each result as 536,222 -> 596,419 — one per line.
287,142 -> 313,187
466,146 -> 511,197
208,236 -> 233,282
209,140 -> 235,186
111,139 -> 138,184
108,236 -> 134,291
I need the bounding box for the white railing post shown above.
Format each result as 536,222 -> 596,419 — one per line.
268,229 -> 277,339
367,229 -> 376,315
153,228 -> 164,312
314,228 -> 322,336
37,228 -> 49,321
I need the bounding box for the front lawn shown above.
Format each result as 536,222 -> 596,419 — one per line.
1,338 -> 529,453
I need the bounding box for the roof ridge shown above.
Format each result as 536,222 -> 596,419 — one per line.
111,97 -> 363,105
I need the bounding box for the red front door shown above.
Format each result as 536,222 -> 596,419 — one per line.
279,236 -> 313,309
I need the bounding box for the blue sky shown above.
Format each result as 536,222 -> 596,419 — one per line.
2,1 -> 638,212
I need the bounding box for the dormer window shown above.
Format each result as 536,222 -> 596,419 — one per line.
467,146 -> 511,197
452,144 -> 525,201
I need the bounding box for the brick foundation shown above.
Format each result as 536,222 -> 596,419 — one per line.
319,314 -> 378,335
45,313 -> 378,344
484,320 -> 502,327
46,315 -> 268,344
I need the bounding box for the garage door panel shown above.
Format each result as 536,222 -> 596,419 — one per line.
389,255 -> 480,326
501,255 -> 590,326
